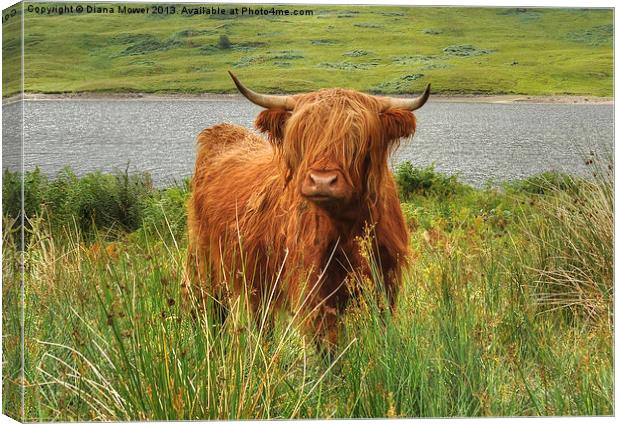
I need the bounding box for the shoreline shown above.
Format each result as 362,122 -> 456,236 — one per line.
2,92 -> 614,105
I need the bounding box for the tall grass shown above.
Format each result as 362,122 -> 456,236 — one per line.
2,214 -> 23,420
21,212 -> 345,420
518,165 -> 613,324
2,166 -> 613,420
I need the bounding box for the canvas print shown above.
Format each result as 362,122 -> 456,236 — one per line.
1,1 -> 614,420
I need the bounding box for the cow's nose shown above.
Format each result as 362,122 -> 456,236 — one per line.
302,170 -> 347,202
309,172 -> 338,190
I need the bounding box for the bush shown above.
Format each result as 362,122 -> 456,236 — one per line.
42,168 -> 154,235
394,162 -> 462,199
507,171 -> 577,195
3,168 -> 23,220
140,183 -> 189,241
117,35 -> 183,56
218,34 -> 231,49
442,44 -> 493,56
3,167 -> 157,238
3,167 -> 50,228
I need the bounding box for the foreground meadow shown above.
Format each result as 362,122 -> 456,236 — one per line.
2,163 -> 613,420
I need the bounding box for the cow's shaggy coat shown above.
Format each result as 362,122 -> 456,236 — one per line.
185,87 -> 422,349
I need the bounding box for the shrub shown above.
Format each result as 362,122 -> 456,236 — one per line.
45,168 -> 149,234
218,34 -> 231,49
4,168 -> 157,238
394,162 -> 462,199
140,184 -> 189,241
117,35 -> 182,56
3,168 -> 23,221
442,44 -> 493,56
343,49 -> 370,57
3,167 -> 50,224
507,171 -> 577,195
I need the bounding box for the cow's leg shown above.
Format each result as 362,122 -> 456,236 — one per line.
310,303 -> 339,361
252,302 -> 277,343
183,241 -> 230,327
378,248 -> 402,311
244,285 -> 275,338
182,242 -> 206,303
373,179 -> 410,312
299,271 -> 347,360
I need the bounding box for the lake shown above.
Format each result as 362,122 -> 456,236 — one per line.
2,97 -> 614,187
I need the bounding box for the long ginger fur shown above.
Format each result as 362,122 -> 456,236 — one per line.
185,88 -> 417,349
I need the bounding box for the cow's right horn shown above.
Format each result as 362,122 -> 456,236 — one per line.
228,71 -> 295,111
380,83 -> 431,111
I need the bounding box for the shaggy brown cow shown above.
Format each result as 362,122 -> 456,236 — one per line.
185,72 -> 430,350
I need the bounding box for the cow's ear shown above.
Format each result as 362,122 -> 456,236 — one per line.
255,109 -> 291,144
379,109 -> 417,143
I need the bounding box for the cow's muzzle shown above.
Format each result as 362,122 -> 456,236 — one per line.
301,169 -> 349,204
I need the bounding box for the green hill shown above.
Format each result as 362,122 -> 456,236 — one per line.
2,5 -> 614,96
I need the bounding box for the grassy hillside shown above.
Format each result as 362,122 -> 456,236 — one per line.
2,164 -> 613,419
2,5 -> 614,96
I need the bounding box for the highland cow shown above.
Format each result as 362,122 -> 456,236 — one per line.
185,72 -> 430,351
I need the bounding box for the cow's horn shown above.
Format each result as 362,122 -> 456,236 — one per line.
381,83 -> 431,111
228,71 -> 295,110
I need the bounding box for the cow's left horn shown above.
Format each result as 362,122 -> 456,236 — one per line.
228,71 -> 295,110
381,83 -> 431,111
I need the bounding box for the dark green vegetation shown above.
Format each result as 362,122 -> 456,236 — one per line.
2,163 -> 613,419
2,167 -> 186,239
1,5 -> 613,96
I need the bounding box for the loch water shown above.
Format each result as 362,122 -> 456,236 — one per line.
2,98 -> 614,187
